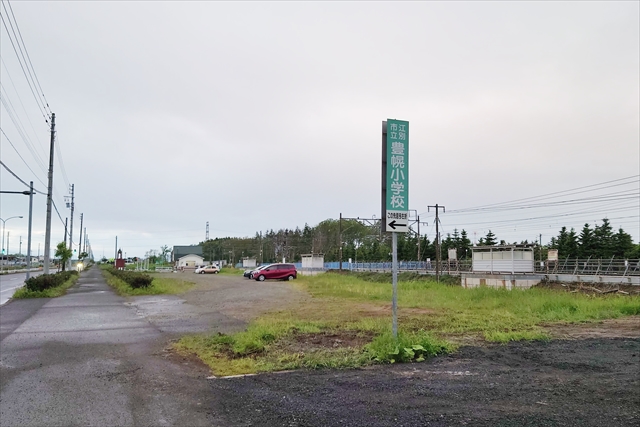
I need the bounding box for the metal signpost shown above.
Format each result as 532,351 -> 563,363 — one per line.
382,119 -> 409,338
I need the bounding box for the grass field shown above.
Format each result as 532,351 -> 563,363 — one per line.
176,272 -> 640,376
101,267 -> 195,296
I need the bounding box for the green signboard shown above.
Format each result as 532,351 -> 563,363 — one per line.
385,119 -> 409,232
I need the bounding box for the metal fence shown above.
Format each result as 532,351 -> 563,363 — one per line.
347,258 -> 640,277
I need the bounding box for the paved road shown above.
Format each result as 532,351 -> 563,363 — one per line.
0,269 -> 57,306
0,266 -> 212,426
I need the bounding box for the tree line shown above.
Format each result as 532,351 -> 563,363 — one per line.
194,217 -> 638,264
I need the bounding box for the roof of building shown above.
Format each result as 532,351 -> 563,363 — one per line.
172,245 -> 203,260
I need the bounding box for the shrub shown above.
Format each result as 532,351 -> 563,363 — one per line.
107,268 -> 153,288
25,271 -> 79,292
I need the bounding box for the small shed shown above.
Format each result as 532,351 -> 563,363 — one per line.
471,245 -> 534,274
301,254 -> 324,269
242,257 -> 257,268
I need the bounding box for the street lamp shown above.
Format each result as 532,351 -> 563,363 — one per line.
1,216 -> 23,269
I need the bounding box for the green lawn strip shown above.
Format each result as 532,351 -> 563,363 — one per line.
12,272 -> 80,298
218,267 -> 243,276
101,268 -> 194,296
175,273 -> 640,376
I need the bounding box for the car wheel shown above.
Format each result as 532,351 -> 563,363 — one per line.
287,275 -> 294,281
214,271 -> 219,274
257,275 -> 265,282
200,271 -> 205,274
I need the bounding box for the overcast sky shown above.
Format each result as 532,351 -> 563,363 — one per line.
1,1 -> 638,259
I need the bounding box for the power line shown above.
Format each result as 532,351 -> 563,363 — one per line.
0,3 -> 49,124
0,159 -> 46,194
5,0 -> 51,117
0,127 -> 48,188
0,89 -> 48,174
443,175 -> 639,215
1,58 -> 48,154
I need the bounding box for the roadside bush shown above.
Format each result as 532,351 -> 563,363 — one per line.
25,270 -> 79,292
108,268 -> 153,288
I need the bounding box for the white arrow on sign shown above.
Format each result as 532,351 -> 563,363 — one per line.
387,220 -> 406,230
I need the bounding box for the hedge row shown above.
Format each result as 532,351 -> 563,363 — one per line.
108,268 -> 153,288
25,270 -> 79,292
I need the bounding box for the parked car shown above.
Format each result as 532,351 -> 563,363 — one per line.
195,265 -> 220,274
253,263 -> 297,281
244,265 -> 267,279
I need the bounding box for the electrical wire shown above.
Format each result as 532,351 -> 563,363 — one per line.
1,58 -> 48,155
5,0 -> 51,118
0,159 -> 46,194
0,128 -> 48,189
0,4 -> 49,124
0,89 -> 48,174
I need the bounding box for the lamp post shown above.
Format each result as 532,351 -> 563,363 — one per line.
1,216 -> 23,270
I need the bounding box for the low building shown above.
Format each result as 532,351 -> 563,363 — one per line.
471,245 -> 534,274
176,254 -> 204,269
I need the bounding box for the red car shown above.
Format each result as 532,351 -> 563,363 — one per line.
253,263 -> 297,281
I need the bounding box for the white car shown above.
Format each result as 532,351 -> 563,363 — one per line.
195,265 -> 220,274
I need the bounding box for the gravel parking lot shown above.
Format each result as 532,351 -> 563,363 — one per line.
127,272 -> 309,336
124,272 -> 639,426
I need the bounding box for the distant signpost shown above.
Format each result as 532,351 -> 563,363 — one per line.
382,118 -> 409,338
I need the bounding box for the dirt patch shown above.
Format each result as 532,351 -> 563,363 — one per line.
206,338 -> 640,427
536,281 -> 640,295
544,315 -> 640,339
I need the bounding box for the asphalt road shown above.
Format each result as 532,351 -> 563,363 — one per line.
0,266 -> 212,427
0,269 -> 56,306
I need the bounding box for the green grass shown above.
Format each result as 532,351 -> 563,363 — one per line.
218,267 -> 243,276
101,268 -> 194,296
12,272 -> 80,298
176,272 -> 640,376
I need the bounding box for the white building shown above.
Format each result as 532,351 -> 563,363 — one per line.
176,254 -> 204,269
471,245 -> 534,274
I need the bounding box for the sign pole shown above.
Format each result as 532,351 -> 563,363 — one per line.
382,118 -> 409,340
392,232 -> 398,338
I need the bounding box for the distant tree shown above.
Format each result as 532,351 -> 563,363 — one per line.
483,230 -> 497,246
55,242 -> 73,272
78,251 -> 89,260
459,230 -> 472,259
578,223 -> 595,258
613,228 -> 635,258
593,218 -> 614,258
160,245 -> 171,263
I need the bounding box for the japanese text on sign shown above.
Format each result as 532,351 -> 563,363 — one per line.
386,120 -> 409,212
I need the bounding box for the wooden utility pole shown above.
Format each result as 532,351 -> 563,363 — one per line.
428,204 -> 445,282
339,212 -> 343,271
43,113 -> 55,273
78,213 -> 83,255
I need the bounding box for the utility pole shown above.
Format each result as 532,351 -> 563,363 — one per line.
428,204 -> 445,282
43,112 -> 55,273
339,212 -> 343,271
19,236 -> 22,256
68,184 -> 75,256
63,218 -> 68,245
206,222 -> 209,241
26,181 -> 33,280
83,227 -> 87,253
78,213 -> 83,255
